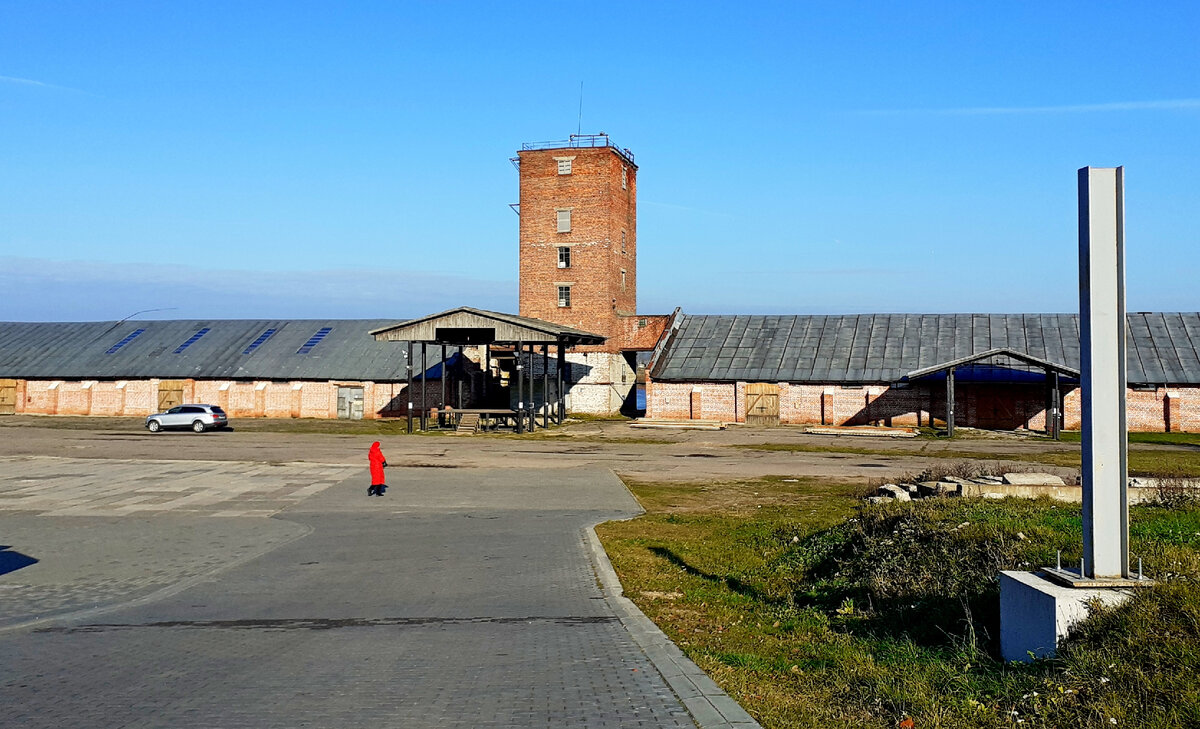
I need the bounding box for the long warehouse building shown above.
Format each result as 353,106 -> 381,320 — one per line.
0,319 -> 441,419
646,311 -> 1200,432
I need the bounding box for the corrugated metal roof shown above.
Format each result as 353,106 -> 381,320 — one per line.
368,307 -> 605,344
0,319 -> 421,381
651,313 -> 1200,385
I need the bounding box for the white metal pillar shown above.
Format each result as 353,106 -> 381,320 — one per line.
1078,166 -> 1128,579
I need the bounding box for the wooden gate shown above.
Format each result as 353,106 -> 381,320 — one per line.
157,380 -> 185,411
745,383 -> 780,426
969,384 -> 1039,430
0,379 -> 17,415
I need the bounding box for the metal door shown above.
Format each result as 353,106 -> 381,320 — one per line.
337,386 -> 365,420
158,381 -> 185,411
745,383 -> 780,426
0,379 -> 16,415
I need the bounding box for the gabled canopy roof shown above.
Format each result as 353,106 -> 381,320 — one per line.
904,347 -> 1081,380
369,307 -> 605,346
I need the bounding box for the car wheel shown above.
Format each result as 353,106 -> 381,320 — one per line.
192,420 -> 206,433
148,420 -> 162,433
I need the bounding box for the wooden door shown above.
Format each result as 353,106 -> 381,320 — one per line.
157,380 -> 185,411
0,379 -> 17,415
745,383 -> 780,426
969,385 -> 1025,430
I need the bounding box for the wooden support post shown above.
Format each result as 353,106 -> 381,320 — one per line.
406,341 -> 413,434
542,344 -> 550,428
516,340 -> 524,434
484,345 -> 490,405
1045,367 -> 1054,436
530,342 -> 540,431
420,342 -> 429,429
1052,371 -> 1062,440
550,346 -> 558,424
457,347 -> 464,407
946,367 -> 956,437
440,344 -> 447,417
557,343 -> 566,423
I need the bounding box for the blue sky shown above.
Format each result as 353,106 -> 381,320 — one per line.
2,2 -> 1198,321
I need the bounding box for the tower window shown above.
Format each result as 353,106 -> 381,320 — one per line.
557,246 -> 571,268
621,230 -> 626,253
621,167 -> 627,189
556,157 -> 573,175
557,286 -> 571,308
556,209 -> 571,233
621,269 -> 626,291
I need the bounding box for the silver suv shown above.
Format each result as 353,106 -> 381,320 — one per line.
146,404 -> 229,433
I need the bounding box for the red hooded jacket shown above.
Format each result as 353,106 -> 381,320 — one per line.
368,441 -> 387,485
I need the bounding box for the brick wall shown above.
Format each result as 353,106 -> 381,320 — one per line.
11,374 -> 1200,430
646,381 -> 738,421
619,314 -> 669,351
518,145 -> 637,354
8,378 -> 448,420
645,379 -> 1200,432
505,351 -> 634,414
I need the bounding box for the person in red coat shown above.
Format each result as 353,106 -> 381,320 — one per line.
367,441 -> 388,496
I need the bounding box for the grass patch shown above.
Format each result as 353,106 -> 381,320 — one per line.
599,477 -> 1200,728
0,415 -> 152,431
737,441 -> 1086,472
735,440 -> 1200,477
734,442 -> 904,456
1129,450 -> 1200,477
559,412 -> 636,422
1057,430 -> 1200,447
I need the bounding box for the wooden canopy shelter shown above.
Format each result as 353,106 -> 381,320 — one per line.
369,307 -> 605,433
903,347 -> 1081,439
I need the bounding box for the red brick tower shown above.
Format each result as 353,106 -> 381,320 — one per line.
517,134 -> 637,353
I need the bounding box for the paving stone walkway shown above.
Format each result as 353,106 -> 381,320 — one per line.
0,458 -> 733,728
0,456 -> 350,517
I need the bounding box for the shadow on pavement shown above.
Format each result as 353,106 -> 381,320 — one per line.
0,546 -> 38,576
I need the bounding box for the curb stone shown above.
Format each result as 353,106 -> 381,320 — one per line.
584,524 -> 763,729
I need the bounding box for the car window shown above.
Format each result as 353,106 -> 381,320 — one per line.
210,406 -> 226,414
168,407 -> 183,414
182,406 -> 203,414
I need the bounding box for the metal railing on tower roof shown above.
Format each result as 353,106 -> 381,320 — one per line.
520,133 -> 635,165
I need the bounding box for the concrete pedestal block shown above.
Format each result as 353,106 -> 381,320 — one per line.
999,570 -> 1131,662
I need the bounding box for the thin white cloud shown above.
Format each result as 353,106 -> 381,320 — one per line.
0,74 -> 92,95
0,256 -> 515,320
0,74 -> 49,87
860,98 -> 1200,116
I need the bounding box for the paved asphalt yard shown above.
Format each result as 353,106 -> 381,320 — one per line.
0,456 -> 758,728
